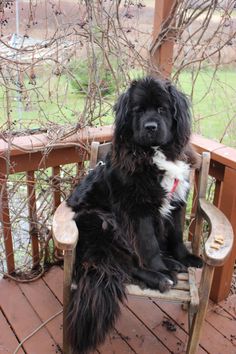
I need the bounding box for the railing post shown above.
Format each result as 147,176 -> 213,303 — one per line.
210,167 -> 236,302
27,171 -> 40,268
150,0 -> 177,78
0,176 -> 15,274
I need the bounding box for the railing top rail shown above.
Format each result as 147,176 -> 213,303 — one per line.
0,126 -> 236,170
191,134 -> 236,170
0,126 -> 113,157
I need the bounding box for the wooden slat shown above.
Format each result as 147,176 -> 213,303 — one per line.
205,301 -> 236,344
0,178 -> 15,274
154,299 -> 236,354
0,279 -> 57,354
126,284 -> 191,303
188,267 -> 199,309
218,295 -> 236,319
43,266 -> 64,303
0,310 -> 24,354
52,166 -> 61,211
99,329 -> 135,354
127,296 -> 207,354
18,279 -> 63,348
116,304 -> 170,354
27,171 -> 40,267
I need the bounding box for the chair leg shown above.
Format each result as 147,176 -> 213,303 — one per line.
186,264 -> 214,354
63,249 -> 75,354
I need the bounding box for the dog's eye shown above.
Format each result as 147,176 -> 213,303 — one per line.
133,107 -> 144,114
157,107 -> 165,114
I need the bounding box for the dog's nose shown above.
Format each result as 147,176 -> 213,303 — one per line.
144,122 -> 158,131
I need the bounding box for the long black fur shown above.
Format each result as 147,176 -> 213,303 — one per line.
67,76 -> 203,354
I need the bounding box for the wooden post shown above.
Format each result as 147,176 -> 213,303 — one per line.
63,249 -> 74,354
210,167 -> 236,302
150,0 -> 177,78
52,166 -> 61,211
27,171 -> 40,268
187,264 -> 215,354
0,177 -> 15,274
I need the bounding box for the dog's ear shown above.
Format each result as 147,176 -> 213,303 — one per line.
167,82 -> 191,150
113,90 -> 130,145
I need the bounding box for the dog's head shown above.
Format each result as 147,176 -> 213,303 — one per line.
114,77 -> 191,158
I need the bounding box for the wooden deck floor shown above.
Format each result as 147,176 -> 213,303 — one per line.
0,266 -> 235,354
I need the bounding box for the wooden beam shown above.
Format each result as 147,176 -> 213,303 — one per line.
0,177 -> 15,274
27,171 -> 40,268
150,0 -> 177,78
210,167 -> 236,302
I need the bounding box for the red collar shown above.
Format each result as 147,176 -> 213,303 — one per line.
168,178 -> 179,199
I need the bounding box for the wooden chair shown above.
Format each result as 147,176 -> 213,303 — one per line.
52,141 -> 233,354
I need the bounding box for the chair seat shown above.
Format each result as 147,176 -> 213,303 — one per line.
126,268 -> 199,308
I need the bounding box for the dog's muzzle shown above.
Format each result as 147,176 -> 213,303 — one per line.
144,121 -> 158,132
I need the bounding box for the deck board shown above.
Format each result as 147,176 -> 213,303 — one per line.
0,279 -> 58,354
0,311 -> 24,354
0,265 -> 235,354
19,279 -> 63,348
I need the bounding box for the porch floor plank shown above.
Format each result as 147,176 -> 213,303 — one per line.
0,279 -> 58,354
19,279 -> 63,348
0,265 -> 235,354
0,310 -> 24,354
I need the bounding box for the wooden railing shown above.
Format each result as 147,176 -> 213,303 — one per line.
0,125 -> 235,302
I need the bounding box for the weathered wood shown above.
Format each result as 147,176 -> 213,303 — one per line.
187,265 -> 215,354
43,266 -> 64,303
89,141 -> 100,170
0,310 -> 24,354
52,201 -> 78,251
150,0 -> 176,78
52,166 -> 61,211
19,279 -> 63,347
188,267 -> 199,310
116,304 -> 170,354
210,166 -> 236,301
63,250 -> 75,354
0,279 -> 57,353
27,171 -> 40,268
0,125 -> 113,157
200,198 -> 234,267
0,177 -> 15,274
126,284 -> 191,303
192,152 -> 210,256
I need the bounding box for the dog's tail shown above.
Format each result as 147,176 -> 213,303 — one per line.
67,263 -> 127,354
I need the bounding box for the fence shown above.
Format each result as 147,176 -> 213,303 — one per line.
0,125 -> 236,302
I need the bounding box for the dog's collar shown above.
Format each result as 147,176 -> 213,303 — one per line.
168,178 -> 179,199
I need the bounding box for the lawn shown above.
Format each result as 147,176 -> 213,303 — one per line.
0,67 -> 235,147
178,68 -> 236,147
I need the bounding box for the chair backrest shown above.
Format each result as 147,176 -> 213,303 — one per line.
89,141 -> 112,169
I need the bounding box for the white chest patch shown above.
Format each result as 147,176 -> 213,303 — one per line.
152,149 -> 190,218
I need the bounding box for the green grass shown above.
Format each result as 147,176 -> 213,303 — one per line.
0,67 -> 235,147
178,68 -> 236,147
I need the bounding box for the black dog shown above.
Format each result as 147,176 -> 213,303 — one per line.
67,76 -> 203,354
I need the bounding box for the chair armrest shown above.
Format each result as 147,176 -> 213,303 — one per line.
52,200 -> 79,251
199,198 -> 234,267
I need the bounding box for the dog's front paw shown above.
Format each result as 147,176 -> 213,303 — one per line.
144,270 -> 176,293
163,257 -> 187,273
158,275 -> 174,293
180,254 -> 203,268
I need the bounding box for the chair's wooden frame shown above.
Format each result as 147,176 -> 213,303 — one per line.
52,141 -> 233,354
